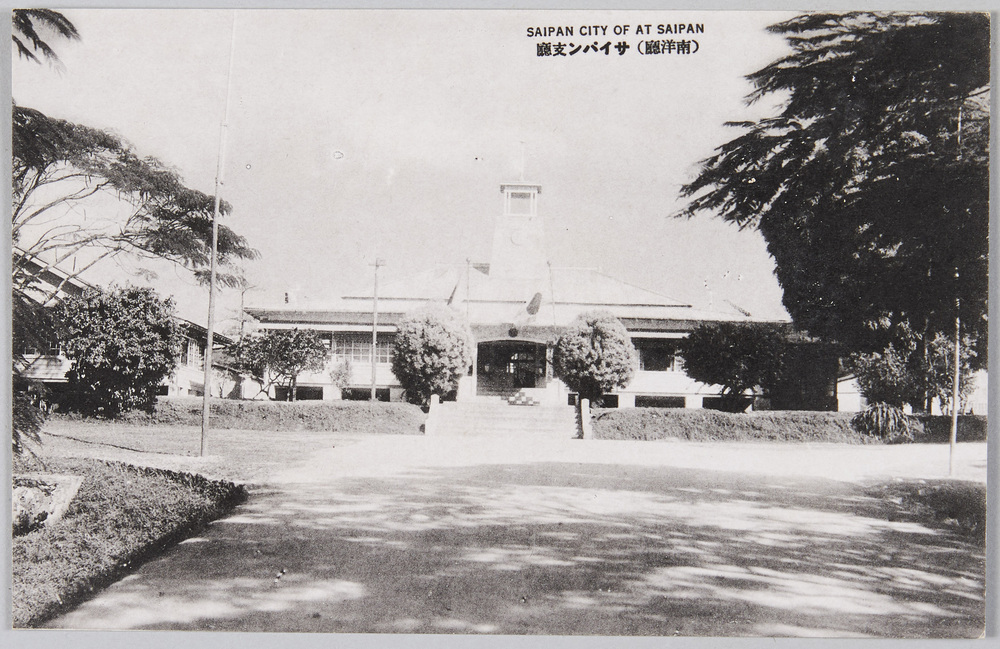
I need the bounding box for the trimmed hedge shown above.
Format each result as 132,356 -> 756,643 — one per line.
115,397 -> 426,434
591,408 -> 989,444
906,414 -> 988,443
592,408 -> 869,443
12,459 -> 247,627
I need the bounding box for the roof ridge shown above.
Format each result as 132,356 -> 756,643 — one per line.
576,267 -> 691,308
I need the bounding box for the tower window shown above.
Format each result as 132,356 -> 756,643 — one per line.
509,192 -> 534,215
503,185 -> 539,217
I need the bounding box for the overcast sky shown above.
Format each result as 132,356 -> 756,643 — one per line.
13,9 -> 797,329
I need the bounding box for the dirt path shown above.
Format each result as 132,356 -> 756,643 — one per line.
45,437 -> 987,636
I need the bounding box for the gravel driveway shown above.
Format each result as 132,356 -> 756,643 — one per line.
46,436 -> 987,637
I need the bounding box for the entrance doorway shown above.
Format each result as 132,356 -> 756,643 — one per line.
477,341 -> 546,396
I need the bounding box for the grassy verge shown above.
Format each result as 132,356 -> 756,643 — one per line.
592,408 -> 873,443
59,397 -> 427,434
12,458 -> 247,628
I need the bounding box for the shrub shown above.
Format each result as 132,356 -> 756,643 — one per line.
553,311 -> 637,405
391,305 -> 473,406
56,286 -> 181,417
12,375 -> 45,456
851,402 -> 911,440
908,414 -> 987,443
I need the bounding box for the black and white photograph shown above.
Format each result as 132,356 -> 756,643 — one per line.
7,7 -> 994,640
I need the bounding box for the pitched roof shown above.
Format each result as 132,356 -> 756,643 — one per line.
247,263 -> 780,329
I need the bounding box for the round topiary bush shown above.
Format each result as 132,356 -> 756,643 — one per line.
552,311 -> 637,405
391,304 -> 473,406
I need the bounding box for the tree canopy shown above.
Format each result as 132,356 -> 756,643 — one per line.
552,311 -> 637,405
12,9 -> 80,65
12,8 -> 80,455
232,329 -> 329,401
677,12 -> 989,357
13,105 -> 258,298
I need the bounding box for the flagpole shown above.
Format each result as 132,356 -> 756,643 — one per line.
201,12 -> 238,456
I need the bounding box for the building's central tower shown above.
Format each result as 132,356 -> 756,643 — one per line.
489,182 -> 548,279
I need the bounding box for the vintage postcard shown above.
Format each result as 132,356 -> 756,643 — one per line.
8,8 -> 992,642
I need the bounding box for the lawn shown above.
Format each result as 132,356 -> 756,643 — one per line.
12,458 -> 247,628
34,419 -> 370,483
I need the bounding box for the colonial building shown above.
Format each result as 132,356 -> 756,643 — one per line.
246,181 -> 832,408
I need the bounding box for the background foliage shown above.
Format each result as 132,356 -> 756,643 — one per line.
846,324 -> 979,412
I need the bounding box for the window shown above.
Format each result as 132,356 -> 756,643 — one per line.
634,339 -> 683,372
15,337 -> 61,356
275,386 -> 324,401
509,191 -> 534,215
182,339 -> 204,369
635,395 -> 686,408
333,335 -> 393,364
342,387 -> 390,402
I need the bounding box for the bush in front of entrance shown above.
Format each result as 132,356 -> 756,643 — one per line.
591,408 -> 872,443
106,397 -> 426,434
553,311 -> 638,405
391,305 -> 474,406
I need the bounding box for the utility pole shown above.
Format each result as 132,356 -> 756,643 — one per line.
370,258 -> 385,402
949,268 -> 961,476
201,12 -> 238,457
465,258 -> 471,320
948,104 -> 964,476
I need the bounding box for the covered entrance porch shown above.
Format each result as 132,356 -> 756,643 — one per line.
453,339 -> 565,405
476,340 -> 547,396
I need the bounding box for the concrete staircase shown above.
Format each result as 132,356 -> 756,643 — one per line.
429,400 -> 579,438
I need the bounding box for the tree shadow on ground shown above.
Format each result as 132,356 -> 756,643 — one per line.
48,462 -> 985,637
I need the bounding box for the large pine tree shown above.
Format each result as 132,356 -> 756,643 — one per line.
677,12 -> 989,360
